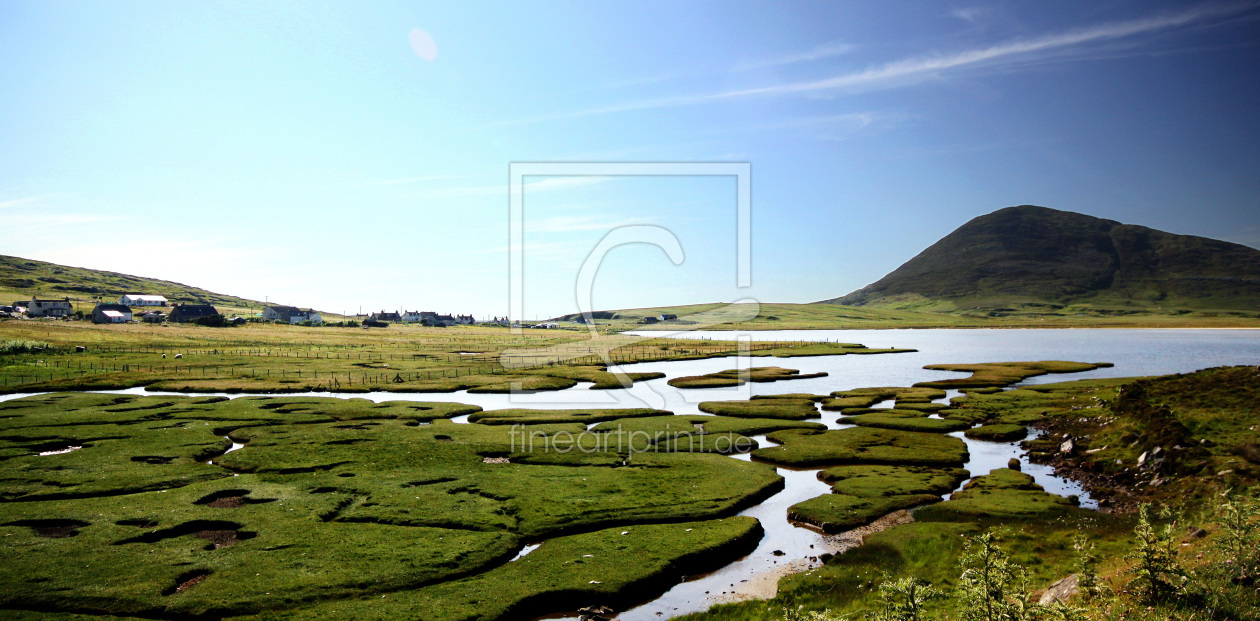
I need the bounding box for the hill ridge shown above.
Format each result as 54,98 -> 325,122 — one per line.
821,205 -> 1260,311
0,254 -> 266,311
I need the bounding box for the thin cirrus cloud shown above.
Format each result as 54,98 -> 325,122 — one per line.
732,41 -> 854,71
491,3 -> 1257,127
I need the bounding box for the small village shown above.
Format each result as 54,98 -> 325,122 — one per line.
0,294 -> 507,328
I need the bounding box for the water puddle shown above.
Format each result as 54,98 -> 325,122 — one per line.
37,445 -> 82,456
510,543 -> 542,562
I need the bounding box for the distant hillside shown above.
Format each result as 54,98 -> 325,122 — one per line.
0,254 -> 265,310
822,205 -> 1260,312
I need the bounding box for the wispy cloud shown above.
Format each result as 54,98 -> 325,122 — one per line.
405,175 -> 614,200
0,212 -> 116,229
950,6 -> 993,25
561,41 -> 853,98
0,194 -> 62,210
747,112 -> 909,140
322,174 -> 474,189
732,41 -> 854,71
492,3 -> 1257,127
527,214 -> 658,234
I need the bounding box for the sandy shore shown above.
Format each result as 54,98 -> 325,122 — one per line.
709,509 -> 916,604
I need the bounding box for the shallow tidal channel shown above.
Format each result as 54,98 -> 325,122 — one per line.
4,328 -> 1258,619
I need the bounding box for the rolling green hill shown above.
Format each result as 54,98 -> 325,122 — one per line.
822,205 -> 1260,312
0,254 -> 265,312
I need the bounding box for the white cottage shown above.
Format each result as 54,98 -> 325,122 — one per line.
120,294 -> 169,306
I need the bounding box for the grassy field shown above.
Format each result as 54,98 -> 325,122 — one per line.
0,319 -> 884,395
590,301 -> 1260,330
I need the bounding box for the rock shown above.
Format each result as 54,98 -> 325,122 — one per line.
1060,438 -> 1075,454
1137,451 -> 1149,468
1219,469 -> 1236,476
771,549 -> 785,556
1188,528 -> 1208,539
1008,458 -> 1021,471
1067,495 -> 1080,506
1038,573 -> 1079,605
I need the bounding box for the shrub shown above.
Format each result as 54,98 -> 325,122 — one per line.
1072,534 -> 1103,601
957,531 -> 1033,621
1125,504 -> 1187,603
191,312 -> 236,327
1217,489 -> 1260,583
870,575 -> 944,621
0,340 -> 50,355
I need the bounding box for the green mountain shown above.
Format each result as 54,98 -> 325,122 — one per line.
823,205 -> 1260,312
0,254 -> 264,310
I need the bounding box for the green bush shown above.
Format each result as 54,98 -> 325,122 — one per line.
0,340 -> 51,355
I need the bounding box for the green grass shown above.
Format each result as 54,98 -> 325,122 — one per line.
915,469 -> 1082,521
841,412 -> 971,433
752,427 -> 969,468
914,361 -> 1113,389
822,387 -> 945,411
677,512 -> 1133,621
787,493 -> 940,533
467,408 -> 669,425
0,253 -> 266,316
0,319 -> 887,396
0,394 -> 785,619
579,415 -> 829,455
667,366 -> 828,388
276,517 -> 764,621
594,300 -> 1260,331
698,397 -> 821,420
964,423 -> 1028,441
818,465 -> 970,497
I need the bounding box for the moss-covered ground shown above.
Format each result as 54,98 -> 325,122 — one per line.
788,493 -> 940,533
964,422 -> 1028,440
914,468 -> 1081,521
817,465 -> 970,497
840,411 -> 971,433
271,517 -> 763,621
698,397 -> 821,420
0,394 -> 783,618
821,386 -> 945,411
667,367 -> 828,389
753,427 -> 969,468
914,360 -> 1113,389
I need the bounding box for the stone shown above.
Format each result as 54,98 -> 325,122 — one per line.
1059,438 -> 1075,454
1008,458 -> 1021,471
1137,451 -> 1149,468
1038,573 -> 1079,605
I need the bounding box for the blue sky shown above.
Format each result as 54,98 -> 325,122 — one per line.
2,1 -> 1258,319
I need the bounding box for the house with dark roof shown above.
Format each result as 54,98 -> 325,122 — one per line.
370,310 -> 402,322
168,304 -> 219,323
26,298 -> 73,318
263,305 -> 322,324
92,303 -> 133,324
